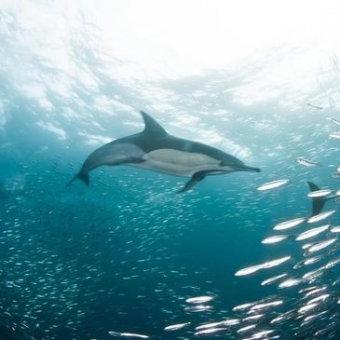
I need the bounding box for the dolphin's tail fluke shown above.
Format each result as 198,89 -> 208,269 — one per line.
67,172 -> 90,187
307,181 -> 326,216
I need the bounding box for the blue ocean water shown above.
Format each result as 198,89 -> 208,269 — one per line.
2,1 -> 340,339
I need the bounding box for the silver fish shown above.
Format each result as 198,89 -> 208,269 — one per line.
108,331 -> 149,339
295,225 -> 329,241
235,264 -> 263,277
164,322 -> 190,331
273,217 -> 305,230
307,210 -> 336,223
278,278 -> 302,288
262,235 -> 288,244
257,179 -> 289,191
194,327 -> 227,336
307,189 -> 332,198
329,131 -> 340,140
261,273 -> 287,286
306,238 -> 337,253
185,295 -> 214,304
331,118 -> 340,126
296,157 -> 319,167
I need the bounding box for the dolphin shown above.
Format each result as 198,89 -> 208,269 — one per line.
307,181 -> 337,216
68,111 -> 260,192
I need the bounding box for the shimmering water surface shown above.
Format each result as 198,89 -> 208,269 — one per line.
1,1 -> 340,339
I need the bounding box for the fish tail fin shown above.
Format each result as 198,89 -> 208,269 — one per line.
67,172 -> 90,187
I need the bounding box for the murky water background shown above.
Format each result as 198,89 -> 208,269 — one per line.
1,1 -> 340,339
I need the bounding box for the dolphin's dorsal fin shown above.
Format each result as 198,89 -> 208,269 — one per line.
140,111 -> 167,136
307,181 -> 326,216
307,181 -> 320,192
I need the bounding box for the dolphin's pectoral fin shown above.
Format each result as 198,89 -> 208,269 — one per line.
177,172 -> 207,193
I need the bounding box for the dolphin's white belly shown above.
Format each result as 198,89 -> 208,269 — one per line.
128,149 -> 228,177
